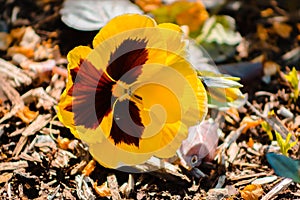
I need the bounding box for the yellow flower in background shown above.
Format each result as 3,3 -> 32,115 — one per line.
57,14 -> 207,168
175,1 -> 209,32
151,0 -> 209,33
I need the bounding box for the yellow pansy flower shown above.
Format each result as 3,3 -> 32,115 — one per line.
57,14 -> 207,168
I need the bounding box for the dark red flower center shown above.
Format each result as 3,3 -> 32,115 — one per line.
65,38 -> 149,147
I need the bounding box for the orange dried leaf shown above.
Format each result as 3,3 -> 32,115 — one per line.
240,184 -> 264,200
257,24 -> 268,41
16,106 -> 39,124
57,137 -> 71,150
0,32 -> 12,51
93,181 -> 111,197
135,0 -> 162,12
7,46 -> 34,58
175,1 -> 208,32
241,117 -> 263,134
273,22 -> 292,39
0,173 -> 13,184
263,61 -> 280,76
10,27 -> 26,41
247,137 -> 254,148
82,160 -> 96,176
260,8 -> 274,17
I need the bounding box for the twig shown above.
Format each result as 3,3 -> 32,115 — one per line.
22,114 -> 52,137
0,58 -> 32,86
21,87 -> 57,110
47,184 -> 60,200
76,175 -> 95,200
12,114 -> 52,156
128,156 -> 191,183
0,161 -> 28,171
261,178 -> 293,200
7,183 -> 12,199
246,101 -> 295,141
107,174 -> 121,200
0,77 -> 24,124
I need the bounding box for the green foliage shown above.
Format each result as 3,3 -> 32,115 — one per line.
195,15 -> 242,62
195,15 -> 241,45
197,71 -> 245,109
284,67 -> 299,102
275,131 -> 298,156
261,121 -> 273,140
266,153 -> 300,183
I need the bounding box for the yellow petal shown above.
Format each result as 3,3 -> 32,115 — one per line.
57,46 -> 92,139
66,46 -> 92,88
87,60 -> 206,168
57,91 -> 78,138
57,13 -> 208,168
93,14 -> 156,48
158,23 -> 183,32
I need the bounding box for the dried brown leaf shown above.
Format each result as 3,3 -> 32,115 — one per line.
82,160 -> 96,176
0,32 -> 12,51
0,172 -> 13,184
16,106 -> 39,124
273,22 -> 292,38
260,8 -> 274,17
57,137 -> 71,150
135,0 -> 162,12
240,184 -> 264,200
93,181 -> 111,197
257,24 -> 268,41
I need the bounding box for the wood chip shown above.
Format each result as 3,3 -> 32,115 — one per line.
261,178 -> 293,200
129,156 -> 191,183
70,160 -> 87,175
12,114 -> 52,156
247,101 -> 296,141
107,174 -> 121,200
8,127 -> 25,137
21,87 -> 57,110
0,160 -> 28,171
0,77 -> 24,124
252,176 -> 278,185
22,114 -> 52,137
227,142 -> 240,163
0,58 -> 32,86
230,172 -> 267,181
207,188 -> 229,200
0,173 -> 13,184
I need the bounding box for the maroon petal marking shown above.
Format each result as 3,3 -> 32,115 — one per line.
107,38 -> 148,84
110,99 -> 144,147
66,59 -> 114,129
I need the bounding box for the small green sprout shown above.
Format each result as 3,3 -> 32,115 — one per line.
284,67 -> 299,102
261,121 -> 273,140
275,131 -> 298,156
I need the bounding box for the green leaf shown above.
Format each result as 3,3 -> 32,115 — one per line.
195,15 -> 242,62
197,71 -> 245,109
275,131 -> 298,156
285,67 -> 299,101
196,15 -> 241,45
261,121 -> 273,140
266,153 -> 300,183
